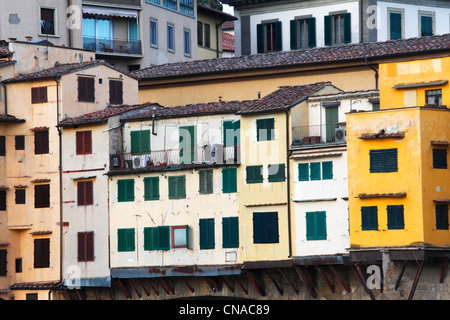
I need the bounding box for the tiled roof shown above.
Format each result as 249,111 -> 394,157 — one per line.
58,103 -> 161,127
2,60 -> 134,84
10,281 -> 62,290
0,114 -> 25,123
222,32 -> 234,52
131,34 -> 450,80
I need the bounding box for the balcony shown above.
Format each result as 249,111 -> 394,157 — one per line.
83,36 -> 142,56
83,0 -> 141,6
292,123 -> 346,147
110,145 -> 240,171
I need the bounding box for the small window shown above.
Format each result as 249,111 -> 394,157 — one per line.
77,232 -> 94,262
0,190 -> 6,211
168,176 -> 186,199
310,162 -> 321,180
15,135 -> 25,150
389,11 -> 403,40
117,228 -> 135,252
172,225 -> 189,249
0,250 -> 6,276
34,238 -> 50,268
268,164 -> 285,182
150,19 -> 158,47
117,179 -> 134,202
433,148 -> 447,169
40,8 -> 56,35
426,89 -> 442,106
197,21 -> 203,46
420,14 -> 434,37
144,177 -> 159,201
34,130 -> 49,155
26,293 -> 38,300
31,87 -> 48,104
291,18 -> 316,49
222,168 -> 237,193
204,23 -> 210,48
361,206 -> 378,231
76,131 -> 92,155
167,24 -> 174,52
77,181 -> 93,206
109,80 -> 123,105
387,205 -> 405,229
325,13 -> 351,45
199,170 -> 213,194
370,149 -> 398,173
130,130 -> 151,154
180,0 -> 194,15
163,0 -> 177,10
34,184 -> 50,208
253,212 -> 279,244
246,165 -> 263,184
144,226 -> 170,250
15,258 -> 22,273
15,189 -> 26,205
257,21 -> 282,53
306,211 -> 327,240
436,204 -> 449,230
256,118 -> 274,141
184,29 -> 191,56
222,217 -> 239,248
0,136 -> 5,156
78,77 -> 95,102
199,218 -> 215,249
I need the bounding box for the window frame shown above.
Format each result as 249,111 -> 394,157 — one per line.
256,118 -> 275,141
171,225 -> 189,249
268,164 -> 286,183
77,180 -> 94,206
150,18 -> 158,48
40,7 -> 57,36
34,130 -> 49,155
306,211 -> 327,240
31,87 -> 48,104
425,89 -> 443,106
15,135 -> 25,151
419,11 -> 435,37
77,231 -> 94,262
15,188 -> 26,205
76,130 -> 92,155
253,212 -> 279,244
167,23 -> 175,52
388,8 -> 404,41
183,28 -> 191,57
34,184 -> 50,208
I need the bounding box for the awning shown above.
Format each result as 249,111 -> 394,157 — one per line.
83,5 -> 138,19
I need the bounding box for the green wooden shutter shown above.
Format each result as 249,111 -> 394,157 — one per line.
144,227 -> 154,250
141,130 -> 151,153
290,19 -> 297,50
199,218 -> 215,249
275,21 -> 282,51
222,168 -> 237,193
179,126 -> 195,164
384,149 -> 398,172
130,131 -> 141,154
117,229 -> 127,251
421,15 -> 433,36
159,226 -> 170,250
257,23 -> 264,53
199,170 -> 213,194
178,175 -> 186,199
126,228 -> 135,251
223,121 -> 234,146
387,205 -> 404,229
126,179 -> 134,201
322,161 -> 333,180
370,150 -> 384,173
144,177 -> 159,200
361,206 -> 378,230
269,212 -> 279,243
253,213 -> 263,243
390,12 -> 402,40
168,176 -> 176,199
324,15 -> 332,46
306,211 -> 326,240
253,212 -> 278,243
118,179 -> 134,202
223,217 -> 239,248
298,163 -> 309,181
246,165 -> 263,183
343,13 -> 351,43
308,17 -> 316,48
310,162 -> 321,180
325,106 -> 338,142
268,164 -> 285,182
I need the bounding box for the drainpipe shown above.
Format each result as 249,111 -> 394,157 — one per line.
1,82 -> 7,115
67,0 -> 72,48
365,57 -> 379,89
285,109 -> 292,258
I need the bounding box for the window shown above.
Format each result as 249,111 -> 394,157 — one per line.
15,135 -> 25,150
370,149 -> 398,173
15,258 -> 22,273
144,226 -> 170,250
256,118 -> 274,141
76,131 -> 92,155
257,21 -> 282,53
436,204 -> 449,230
40,8 -> 56,35
163,0 -> 177,10
144,177 -> 159,201
420,14 -> 434,37
77,232 -> 94,262
361,206 -> 378,230
197,21 -> 203,46
322,161 -> 333,180
117,179 -> 134,202
180,0 -> 194,15
199,170 -> 213,194
184,29 -> 191,56
34,130 -> 49,155
150,19 -> 158,47
77,181 -> 93,206
433,148 -> 448,169
325,13 -> 351,45
223,120 -> 240,146
199,218 -> 215,249
26,293 -> 38,300
109,80 -> 123,105
389,11 -> 403,40
0,250 -> 6,276
0,190 -> 6,211
246,165 -> 263,184
204,23 -> 210,48
425,89 -> 442,106
306,211 -> 327,240
78,77 -> 95,102
268,164 -> 285,182
310,162 -> 321,181
167,24 -> 174,52
168,176 -> 186,199
298,163 -> 309,181
253,212 -> 279,244
387,205 -> 405,229
34,238 -> 50,268
172,225 -> 189,248
179,125 -> 195,163
130,130 -> 151,154
222,168 -> 237,193
223,217 -> 239,248
35,184 -> 50,208
31,87 -> 48,104
15,189 -> 26,205
0,136 -> 4,156
117,228 -> 135,252
290,18 -> 316,49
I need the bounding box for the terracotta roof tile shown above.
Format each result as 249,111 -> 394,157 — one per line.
131,34 -> 450,80
222,32 -> 234,51
0,114 -> 25,123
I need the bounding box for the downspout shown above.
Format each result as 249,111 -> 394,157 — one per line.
67,0 -> 72,48
285,109 -> 292,258
50,78 -> 64,300
365,56 -> 379,89
1,82 -> 7,115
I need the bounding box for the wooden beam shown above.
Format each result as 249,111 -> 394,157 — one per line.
136,279 -> 150,297
128,279 -> 141,299
144,278 -> 159,296
107,287 -> 114,300
264,269 -> 283,295
221,276 -> 234,293
91,288 -> 99,300
155,278 -> 170,295
328,265 -> 351,293
244,270 -> 265,297
352,263 -> 375,300
116,279 -> 131,299
182,277 -> 195,293
295,266 -> 317,299
315,265 -> 335,293
394,260 -> 408,291
233,275 -> 248,295
440,258 -> 448,284
160,278 -> 175,295
408,260 -> 424,300
277,268 -> 298,294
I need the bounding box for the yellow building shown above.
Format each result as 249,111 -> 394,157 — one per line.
347,56 -> 450,261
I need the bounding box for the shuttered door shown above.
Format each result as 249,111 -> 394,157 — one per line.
325,106 -> 338,142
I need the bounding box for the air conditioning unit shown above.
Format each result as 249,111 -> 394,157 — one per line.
131,155 -> 148,169
335,128 -> 346,142
203,144 -> 223,163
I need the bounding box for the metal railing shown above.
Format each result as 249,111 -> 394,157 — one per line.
110,145 -> 240,171
292,123 -> 346,146
83,36 -> 142,55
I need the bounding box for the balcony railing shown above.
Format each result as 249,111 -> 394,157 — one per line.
292,123 -> 346,147
110,145 -> 240,171
83,36 -> 142,55
83,0 -> 141,6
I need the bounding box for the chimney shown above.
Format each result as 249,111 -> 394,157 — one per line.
25,36 -> 32,42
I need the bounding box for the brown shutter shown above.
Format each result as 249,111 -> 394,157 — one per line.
35,184 -> 50,208
35,131 -> 49,154
34,238 -> 50,268
87,78 -> 95,102
84,131 -> 92,154
40,87 -> 48,103
85,181 -> 93,205
109,80 -> 123,104
86,232 -> 94,261
77,181 -> 86,205
76,132 -> 83,155
77,232 -> 86,262
31,87 -> 39,104
78,77 -> 86,101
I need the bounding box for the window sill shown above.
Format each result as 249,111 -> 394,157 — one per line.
38,34 -> 60,38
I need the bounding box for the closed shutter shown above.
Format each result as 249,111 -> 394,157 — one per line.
34,184 -> 50,208
177,175 -> 186,199
168,176 -> 177,199
253,212 -> 278,244
306,211 -> 326,240
257,23 -> 264,53
77,232 -> 86,262
131,130 -> 151,154
34,238 -> 50,268
144,227 -> 156,250
246,166 -> 263,183
109,80 -> 123,105
126,229 -> 135,251
361,206 -> 378,230
158,226 -> 170,250
433,148 -> 447,169
384,149 -> 398,172
298,163 -> 309,181
199,170 -> 213,194
290,19 -> 297,50
322,161 -> 333,180
222,168 -> 237,193
15,189 -> 26,205
310,162 -> 321,180
118,179 -> 134,202
436,204 -> 449,230
35,130 -> 49,155
387,205 -> 404,229
274,21 -> 282,51
86,232 -> 94,261
199,218 -> 215,249
0,250 -> 6,276
308,17 -> 316,48
256,118 -> 274,141
268,164 -> 285,182
390,12 -> 402,40
223,217 -> 239,248
324,15 -> 332,45
343,12 -> 351,43
15,136 -> 25,150
144,177 -> 159,200
78,77 -> 95,102
0,136 -> 5,156
76,131 -> 92,155
31,87 -> 47,104
223,121 -> 234,146
117,229 -> 127,251
0,190 -> 6,211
